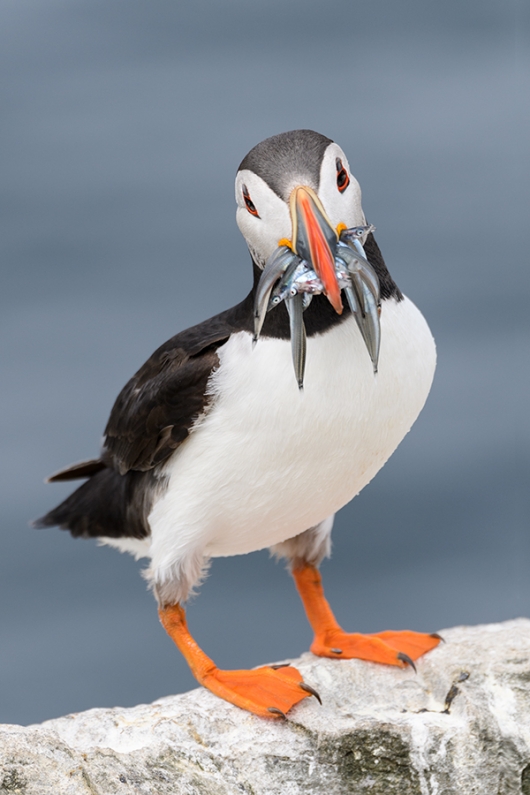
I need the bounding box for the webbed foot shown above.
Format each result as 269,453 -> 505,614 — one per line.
202,664 -> 317,718
311,628 -> 441,666
159,603 -> 319,718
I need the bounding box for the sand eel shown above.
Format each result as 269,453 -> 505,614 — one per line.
36,130 -> 441,718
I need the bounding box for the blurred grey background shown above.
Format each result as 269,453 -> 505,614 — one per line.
1,0 -> 529,726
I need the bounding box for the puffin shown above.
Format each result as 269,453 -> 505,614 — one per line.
36,130 -> 441,719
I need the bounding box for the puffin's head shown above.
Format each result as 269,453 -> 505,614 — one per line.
236,130 -> 381,387
235,129 -> 366,315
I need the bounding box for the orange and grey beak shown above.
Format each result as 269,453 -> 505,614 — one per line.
290,186 -> 343,314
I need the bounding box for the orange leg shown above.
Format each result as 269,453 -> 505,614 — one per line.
292,565 -> 441,667
159,603 -> 318,718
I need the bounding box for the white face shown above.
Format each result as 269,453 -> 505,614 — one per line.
235,142 -> 366,267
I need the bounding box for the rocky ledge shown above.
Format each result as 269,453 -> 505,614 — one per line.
2,619 -> 530,794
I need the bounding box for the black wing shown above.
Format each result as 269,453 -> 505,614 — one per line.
33,308 -> 247,538
34,328 -> 225,538
102,315 -> 238,475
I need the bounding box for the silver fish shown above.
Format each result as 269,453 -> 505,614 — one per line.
269,260 -> 324,310
335,241 -> 380,302
286,292 -> 306,390
270,260 -> 308,306
336,241 -> 381,372
256,229 -> 381,385
351,237 -> 371,268
340,224 -> 375,246
292,267 -> 324,294
356,275 -> 381,373
253,246 -> 300,342
333,260 -> 351,291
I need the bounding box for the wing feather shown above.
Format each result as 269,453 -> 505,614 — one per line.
103,329 -> 230,474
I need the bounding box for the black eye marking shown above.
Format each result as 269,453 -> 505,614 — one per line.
242,185 -> 259,217
336,158 -> 350,193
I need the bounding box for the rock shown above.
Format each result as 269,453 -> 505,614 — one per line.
2,619 -> 530,794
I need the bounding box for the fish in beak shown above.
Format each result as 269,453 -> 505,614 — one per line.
253,187 -> 381,389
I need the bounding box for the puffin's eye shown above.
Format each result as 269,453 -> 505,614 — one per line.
242,185 -> 259,217
336,159 -> 350,193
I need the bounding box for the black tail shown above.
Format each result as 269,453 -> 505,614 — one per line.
46,458 -> 106,482
33,465 -> 153,540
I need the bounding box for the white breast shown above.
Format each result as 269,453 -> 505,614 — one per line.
146,296 -> 435,575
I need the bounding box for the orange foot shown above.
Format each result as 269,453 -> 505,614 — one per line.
311,629 -> 442,669
202,663 -> 319,718
159,603 -> 320,718
292,565 -> 442,670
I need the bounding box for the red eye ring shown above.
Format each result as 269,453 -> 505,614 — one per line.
242,185 -> 259,217
336,159 -> 350,193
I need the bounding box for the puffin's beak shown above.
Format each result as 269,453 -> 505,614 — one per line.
290,186 -> 343,314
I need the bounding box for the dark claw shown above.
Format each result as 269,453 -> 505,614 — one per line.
268,707 -> 287,718
397,652 -> 417,673
430,632 -> 445,643
330,648 -> 343,654
270,663 -> 291,670
299,682 -> 322,705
